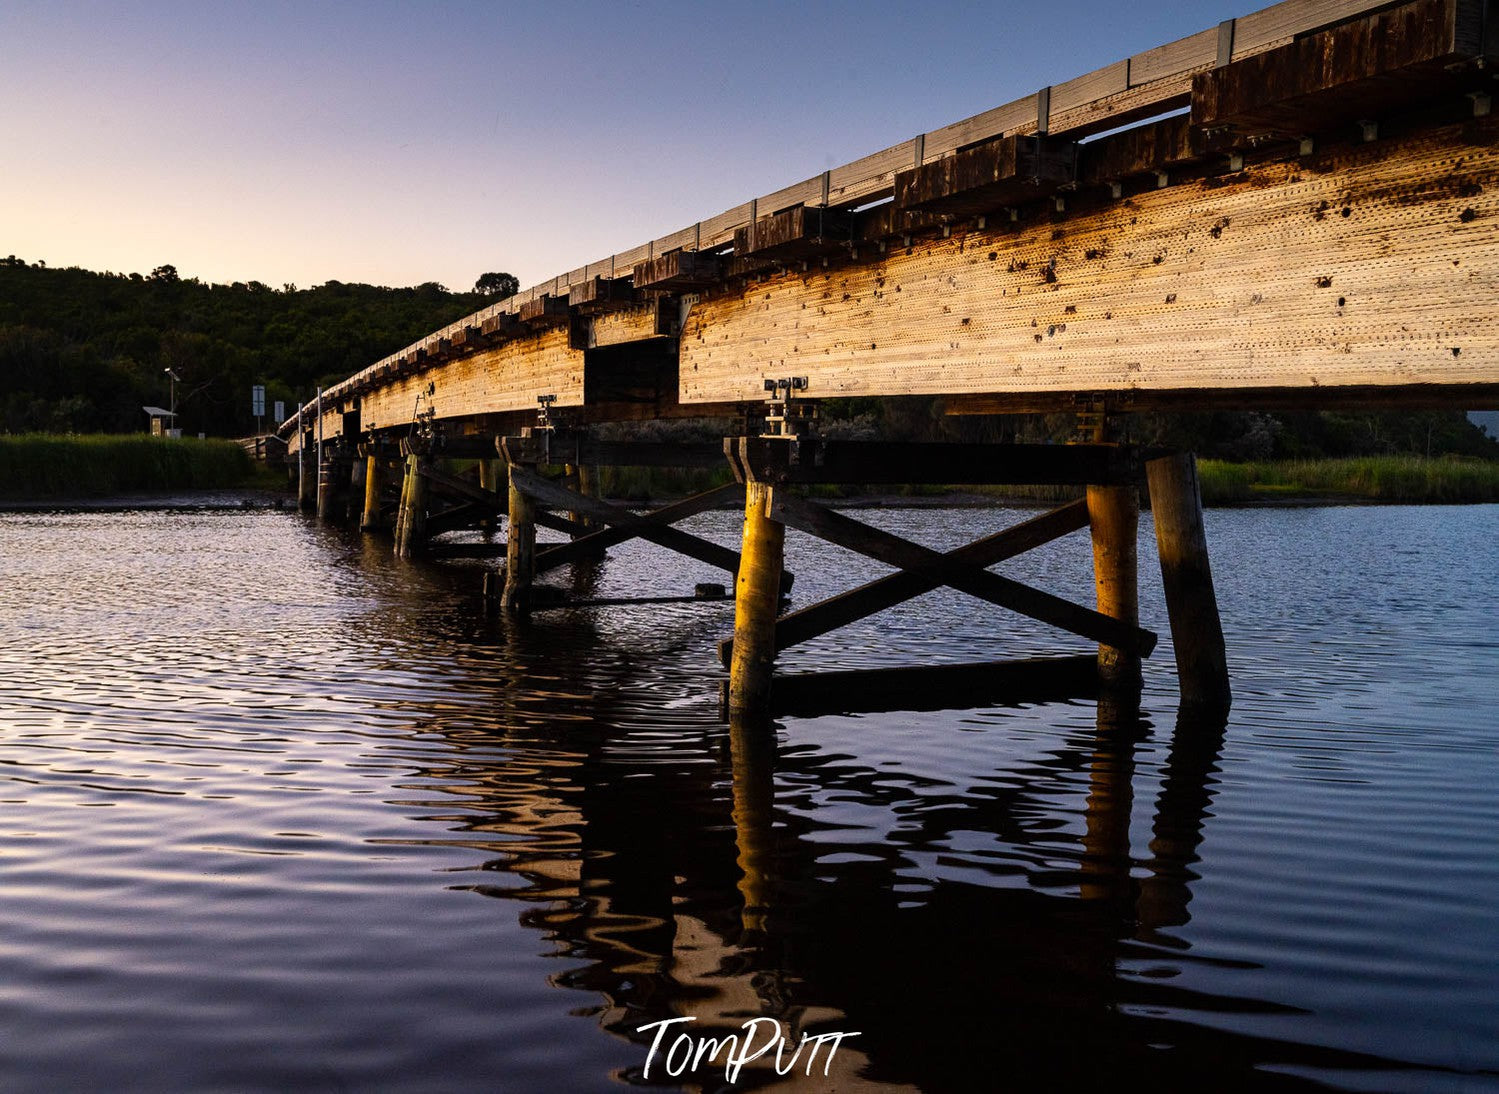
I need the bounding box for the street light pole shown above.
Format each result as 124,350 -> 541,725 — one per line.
164,368 -> 181,436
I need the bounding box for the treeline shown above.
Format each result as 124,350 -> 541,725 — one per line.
0,257 -> 498,438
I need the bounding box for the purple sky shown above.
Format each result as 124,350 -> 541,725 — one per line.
2,1 -> 1251,293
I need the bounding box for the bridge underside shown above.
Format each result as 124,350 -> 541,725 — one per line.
286,0 -> 1499,454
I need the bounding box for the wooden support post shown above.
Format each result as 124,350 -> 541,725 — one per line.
501,460 -> 536,612
726,482 -> 784,718
316,453 -> 335,520
573,463 -> 600,535
1087,484 -> 1142,689
563,463 -> 584,531
477,458 -> 499,532
1146,454 -> 1231,715
395,453 -> 428,559
360,455 -> 386,532
297,446 -> 316,513
392,457 -> 412,552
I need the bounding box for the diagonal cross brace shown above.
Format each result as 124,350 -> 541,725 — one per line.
718,497 -> 1092,665
768,491 -> 1156,657
417,463 -> 505,509
509,465 -> 742,576
534,481 -> 745,574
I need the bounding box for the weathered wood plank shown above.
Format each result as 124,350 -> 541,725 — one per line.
1233,0 -> 1408,55
519,294 -> 568,325
681,122 -> 1499,407
1195,0 -> 1482,133
734,205 -> 854,259
763,655 -> 1101,717
925,99 -> 1037,159
361,325 -> 584,430
570,276 -> 636,313
586,301 -> 669,347
894,136 -> 1078,218
757,176 -> 826,216
1053,60 -> 1131,116
1129,26 -> 1219,85
700,202 -> 754,249
634,250 -> 722,291
827,139 -> 916,206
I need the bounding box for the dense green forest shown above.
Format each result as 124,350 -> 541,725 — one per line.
2,254 -> 1494,462
0,256 -> 500,437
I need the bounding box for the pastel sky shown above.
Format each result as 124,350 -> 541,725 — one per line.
3,0 -> 1250,294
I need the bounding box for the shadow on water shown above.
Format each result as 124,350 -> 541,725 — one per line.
344,539 -> 1444,1091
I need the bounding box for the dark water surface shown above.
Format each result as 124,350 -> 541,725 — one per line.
1,503 -> 1495,1092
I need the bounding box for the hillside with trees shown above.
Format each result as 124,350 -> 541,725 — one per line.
0,257 -> 511,437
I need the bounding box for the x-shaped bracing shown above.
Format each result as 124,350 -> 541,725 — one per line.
507,466 -> 747,578
720,491 -> 1156,662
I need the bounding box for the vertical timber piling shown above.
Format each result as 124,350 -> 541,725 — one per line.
315,451 -> 337,521
501,457 -> 536,612
361,454 -> 386,531
394,452 -> 428,559
1146,453 -> 1231,715
726,482 -> 784,719
477,458 -> 499,533
297,450 -> 316,513
1087,484 -> 1142,690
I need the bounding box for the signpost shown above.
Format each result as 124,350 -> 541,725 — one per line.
252,384 -> 266,435
273,400 -> 285,426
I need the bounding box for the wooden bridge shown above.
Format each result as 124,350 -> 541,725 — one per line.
282,0 -> 1499,719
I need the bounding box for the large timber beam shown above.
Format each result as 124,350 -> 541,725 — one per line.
681,120 -> 1499,411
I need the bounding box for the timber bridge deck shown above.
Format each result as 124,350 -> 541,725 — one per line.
282,0 -> 1499,719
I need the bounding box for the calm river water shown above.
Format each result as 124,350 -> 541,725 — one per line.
0,501 -> 1495,1092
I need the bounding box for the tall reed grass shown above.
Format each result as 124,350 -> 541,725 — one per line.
0,434 -> 258,499
561,456 -> 1499,507
1197,455 -> 1499,504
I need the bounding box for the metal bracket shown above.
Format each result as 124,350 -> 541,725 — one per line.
535,394 -> 558,463
761,377 -> 818,443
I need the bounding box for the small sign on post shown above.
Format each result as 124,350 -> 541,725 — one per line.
252,384 -> 266,435
273,400 -> 285,425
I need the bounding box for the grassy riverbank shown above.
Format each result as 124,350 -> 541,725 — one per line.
1197,455 -> 1499,504
0,434 -> 267,499
597,455 -> 1499,506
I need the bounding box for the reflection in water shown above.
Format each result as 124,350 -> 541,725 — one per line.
1,505 -> 1496,1090
416,655 -> 1412,1089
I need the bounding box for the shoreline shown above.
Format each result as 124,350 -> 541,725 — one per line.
0,488 -> 292,513
3,487 -> 1496,515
